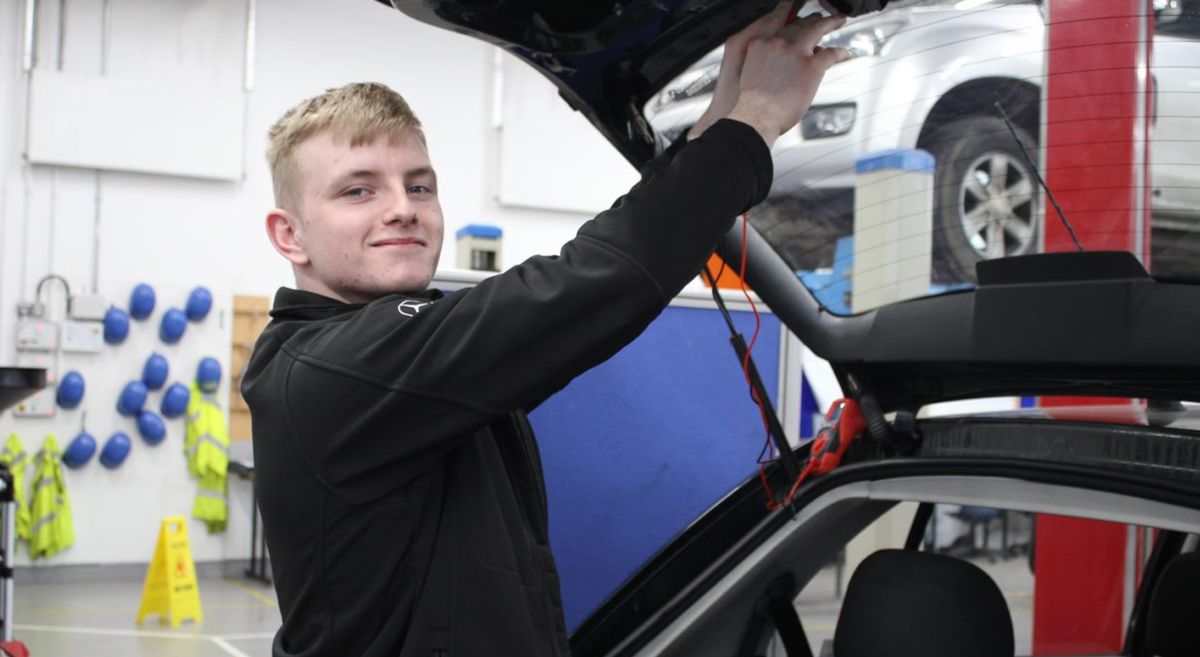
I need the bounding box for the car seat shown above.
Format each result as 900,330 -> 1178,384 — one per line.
1142,551 -> 1200,657
833,549 -> 1014,657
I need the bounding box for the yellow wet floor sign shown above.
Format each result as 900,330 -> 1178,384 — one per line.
136,516 -> 203,627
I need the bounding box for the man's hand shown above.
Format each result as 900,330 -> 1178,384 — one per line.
688,1 -> 796,141
728,13 -> 852,146
688,3 -> 852,146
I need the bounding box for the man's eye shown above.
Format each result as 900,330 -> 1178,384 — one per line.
343,186 -> 370,198
408,185 -> 435,195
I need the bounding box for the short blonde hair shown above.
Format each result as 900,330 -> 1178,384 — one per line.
267,82 -> 425,211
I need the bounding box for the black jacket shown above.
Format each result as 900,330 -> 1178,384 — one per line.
241,119 -> 772,657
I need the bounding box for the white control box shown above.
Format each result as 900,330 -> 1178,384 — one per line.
15,351 -> 54,373
69,294 -> 108,321
16,319 -> 59,351
13,388 -> 56,418
13,353 -> 55,418
62,320 -> 104,353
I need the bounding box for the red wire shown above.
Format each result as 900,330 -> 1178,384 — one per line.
734,210 -> 815,510
732,213 -> 785,508
737,214 -> 762,363
735,213 -> 766,439
749,4 -> 814,510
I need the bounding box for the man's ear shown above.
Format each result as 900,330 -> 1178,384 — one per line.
266,209 -> 310,266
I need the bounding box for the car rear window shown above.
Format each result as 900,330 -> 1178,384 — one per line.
645,0 -> 1200,314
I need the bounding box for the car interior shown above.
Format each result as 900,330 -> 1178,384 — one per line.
1140,551 -> 1200,657
629,474 -> 1200,657
832,548 -> 1014,657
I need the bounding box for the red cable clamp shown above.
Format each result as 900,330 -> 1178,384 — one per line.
807,397 -> 867,476
767,397 -> 868,509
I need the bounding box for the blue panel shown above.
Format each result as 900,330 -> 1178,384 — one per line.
454,223 -> 503,239
796,236 -> 854,314
800,374 -> 820,440
854,148 -> 935,174
530,305 -> 783,631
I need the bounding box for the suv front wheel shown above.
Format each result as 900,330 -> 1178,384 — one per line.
927,116 -> 1041,283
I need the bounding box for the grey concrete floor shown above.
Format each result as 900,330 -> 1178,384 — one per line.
13,576 -> 279,657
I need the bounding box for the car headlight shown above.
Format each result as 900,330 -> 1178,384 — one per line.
819,20 -> 905,58
801,103 -> 857,139
653,62 -> 720,110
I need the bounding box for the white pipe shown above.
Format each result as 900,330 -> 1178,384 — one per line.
48,168 -> 56,274
56,0 -> 66,71
91,172 -> 101,293
22,0 -> 37,72
491,49 -> 504,130
91,0 -> 111,292
20,167 -> 32,298
244,0 -> 257,91
100,0 -> 111,76
238,0 -> 257,183
19,0 -> 37,302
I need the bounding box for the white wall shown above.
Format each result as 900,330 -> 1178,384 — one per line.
0,0 -> 640,567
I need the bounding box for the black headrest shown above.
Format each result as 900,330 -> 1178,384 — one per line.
834,549 -> 1014,657
1144,552 -> 1200,657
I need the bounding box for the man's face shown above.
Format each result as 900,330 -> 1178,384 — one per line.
287,129 -> 444,303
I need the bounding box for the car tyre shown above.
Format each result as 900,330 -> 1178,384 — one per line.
927,116 -> 1041,283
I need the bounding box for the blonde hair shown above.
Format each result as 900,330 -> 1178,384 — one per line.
266,82 -> 425,211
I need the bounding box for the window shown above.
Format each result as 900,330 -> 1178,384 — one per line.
646,0 -> 1200,312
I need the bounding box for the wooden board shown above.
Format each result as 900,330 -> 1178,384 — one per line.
228,295 -> 271,441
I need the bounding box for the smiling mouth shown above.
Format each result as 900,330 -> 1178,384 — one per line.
371,238 -> 425,248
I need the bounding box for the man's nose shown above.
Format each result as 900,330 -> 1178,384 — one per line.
384,191 -> 417,224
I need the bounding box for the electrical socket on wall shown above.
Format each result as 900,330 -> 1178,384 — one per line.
16,319 -> 59,351
62,320 -> 104,353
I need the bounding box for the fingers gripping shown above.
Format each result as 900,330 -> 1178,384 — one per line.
694,1 -> 851,145
780,12 -> 849,54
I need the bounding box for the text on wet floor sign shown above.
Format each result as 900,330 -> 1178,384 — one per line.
136,516 -> 203,627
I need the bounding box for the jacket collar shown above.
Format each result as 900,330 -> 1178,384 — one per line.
269,287 -> 443,321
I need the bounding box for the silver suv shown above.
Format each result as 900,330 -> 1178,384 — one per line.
646,0 -> 1200,281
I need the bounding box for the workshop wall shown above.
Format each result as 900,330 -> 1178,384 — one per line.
0,0 -> 641,567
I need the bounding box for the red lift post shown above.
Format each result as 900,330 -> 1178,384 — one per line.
1034,0 -> 1154,653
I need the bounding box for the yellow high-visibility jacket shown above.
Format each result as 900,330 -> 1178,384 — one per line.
183,383 -> 203,478
185,391 -> 229,534
30,435 -> 74,560
0,433 -> 32,543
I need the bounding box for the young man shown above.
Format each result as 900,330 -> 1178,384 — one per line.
242,6 -> 849,656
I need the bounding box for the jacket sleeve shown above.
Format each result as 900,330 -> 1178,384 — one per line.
281,119 -> 772,500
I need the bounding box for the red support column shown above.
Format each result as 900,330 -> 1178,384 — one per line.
1042,0 -> 1153,258
1033,517 -> 1129,654
1034,1 -> 1153,654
